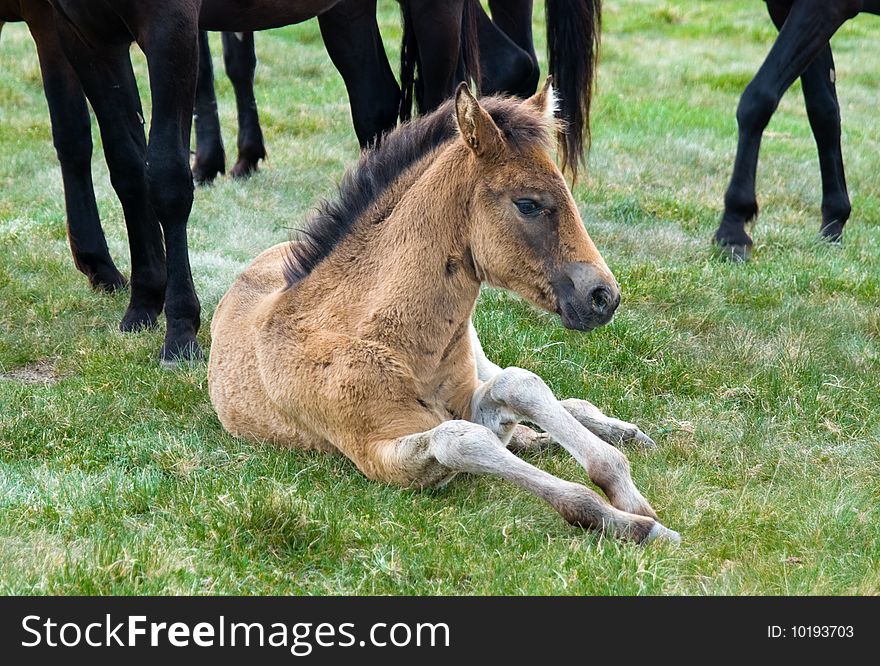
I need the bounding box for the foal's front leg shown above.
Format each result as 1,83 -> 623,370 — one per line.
368,421 -> 668,543
471,367 -> 666,523
469,322 -> 654,449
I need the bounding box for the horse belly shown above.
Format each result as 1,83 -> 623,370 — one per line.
198,0 -> 340,32
48,0 -> 134,44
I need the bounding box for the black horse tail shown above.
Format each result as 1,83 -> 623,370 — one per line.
460,0 -> 481,96
399,0 -> 481,124
398,1 -> 419,123
546,0 -> 602,179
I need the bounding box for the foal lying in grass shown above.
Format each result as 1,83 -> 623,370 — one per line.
208,81 -> 679,544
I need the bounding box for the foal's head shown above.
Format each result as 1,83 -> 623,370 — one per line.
457,81 -> 619,331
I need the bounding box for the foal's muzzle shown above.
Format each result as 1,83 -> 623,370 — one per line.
552,263 -> 620,331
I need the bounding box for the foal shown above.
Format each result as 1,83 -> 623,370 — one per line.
209,82 -> 679,544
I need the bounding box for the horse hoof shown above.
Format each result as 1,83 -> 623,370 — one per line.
643,522 -> 681,546
192,153 -> 226,185
160,338 -> 204,368
632,429 -> 657,449
819,221 -> 844,244
120,307 -> 160,332
90,268 -> 128,293
714,240 -> 751,263
230,158 -> 260,180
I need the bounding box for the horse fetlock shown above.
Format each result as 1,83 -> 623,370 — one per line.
120,305 -> 160,332
73,251 -> 127,292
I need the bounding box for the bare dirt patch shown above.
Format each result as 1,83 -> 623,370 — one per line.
0,358 -> 68,385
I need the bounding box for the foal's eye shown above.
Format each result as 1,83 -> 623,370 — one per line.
514,198 -> 542,217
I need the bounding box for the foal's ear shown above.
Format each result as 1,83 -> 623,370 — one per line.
455,83 -> 503,157
526,76 -> 557,121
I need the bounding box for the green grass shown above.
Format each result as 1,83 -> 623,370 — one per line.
1,0 -> 879,594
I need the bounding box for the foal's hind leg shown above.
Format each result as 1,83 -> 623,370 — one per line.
366,421 -> 671,543
471,367 -> 664,522
713,0 -> 857,260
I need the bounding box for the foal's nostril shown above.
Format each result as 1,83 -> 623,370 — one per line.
590,285 -> 617,316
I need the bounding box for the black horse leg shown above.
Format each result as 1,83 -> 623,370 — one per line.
476,1 -> 537,97
800,46 -> 850,241
405,0 -> 465,112
318,0 -> 399,147
714,0 -> 857,260
25,4 -> 125,291
53,27 -> 167,331
221,31 -> 266,179
484,0 -> 538,96
142,17 -> 202,363
193,30 -> 227,184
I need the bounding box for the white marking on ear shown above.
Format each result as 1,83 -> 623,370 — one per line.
829,68 -> 836,84
544,83 -> 559,121
235,32 -> 244,42
136,111 -> 144,125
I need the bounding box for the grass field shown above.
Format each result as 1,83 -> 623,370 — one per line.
1,0 -> 878,594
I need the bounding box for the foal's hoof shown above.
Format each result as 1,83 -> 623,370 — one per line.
160,337 -> 204,369
631,429 -> 657,449
120,307 -> 160,332
643,522 -> 681,546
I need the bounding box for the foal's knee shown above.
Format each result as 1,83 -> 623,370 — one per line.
488,367 -> 554,412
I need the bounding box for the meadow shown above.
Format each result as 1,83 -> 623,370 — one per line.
0,0 -> 878,594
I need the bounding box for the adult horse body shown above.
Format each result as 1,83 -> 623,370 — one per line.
714,0 -> 880,260
208,83 -> 679,544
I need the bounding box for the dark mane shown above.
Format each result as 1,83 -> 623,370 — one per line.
283,95 -> 555,288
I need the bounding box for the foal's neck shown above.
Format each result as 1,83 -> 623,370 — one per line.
298,142 -> 481,364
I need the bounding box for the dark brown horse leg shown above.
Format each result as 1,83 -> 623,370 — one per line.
318,0 -> 399,148
24,4 -> 125,291
53,27 -> 167,332
141,15 -> 203,363
221,31 -> 266,179
476,1 -> 537,97
193,30 -> 227,184
484,0 -> 538,96
800,46 -> 850,242
404,0 -> 465,112
714,0 -> 858,260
